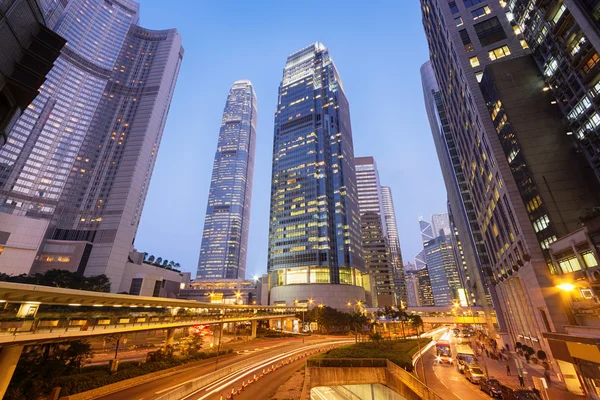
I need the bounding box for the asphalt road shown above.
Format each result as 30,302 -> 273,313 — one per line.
416,342 -> 490,400
94,337 -> 310,400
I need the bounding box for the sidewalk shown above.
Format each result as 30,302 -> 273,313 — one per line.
478,350 -> 583,399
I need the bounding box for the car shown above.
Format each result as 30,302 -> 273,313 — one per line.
480,378 -> 502,398
499,384 -> 541,400
465,365 -> 485,383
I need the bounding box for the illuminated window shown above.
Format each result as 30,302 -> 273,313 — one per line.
533,214 -> 550,232
552,4 -> 566,24
582,252 -> 598,268
558,257 -> 581,273
41,255 -> 55,262
472,5 -> 491,20
475,71 -> 484,82
0,246 -> 3,256
470,56 -> 480,68
57,256 -> 71,263
583,53 -> 600,74
520,40 -> 529,49
489,45 -> 511,61
455,17 -> 464,27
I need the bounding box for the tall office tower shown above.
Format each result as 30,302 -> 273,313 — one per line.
267,43 -> 365,310
0,0 -> 65,148
421,0 -> 599,371
416,267 -> 435,307
405,271 -> 420,307
421,60 -> 496,320
431,213 -> 451,237
418,216 -> 434,243
381,186 -> 408,306
0,0 -> 183,288
197,81 -> 257,280
414,249 -> 427,270
508,1 -> 600,182
424,234 -> 464,306
355,157 -> 394,307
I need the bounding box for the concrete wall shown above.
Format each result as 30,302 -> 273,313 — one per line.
30,240 -> 90,274
118,262 -> 183,297
0,213 -> 48,275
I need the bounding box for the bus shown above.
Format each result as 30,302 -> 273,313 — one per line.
455,344 -> 475,373
435,340 -> 453,364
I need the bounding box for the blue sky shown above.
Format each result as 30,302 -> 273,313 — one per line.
134,0 -> 448,278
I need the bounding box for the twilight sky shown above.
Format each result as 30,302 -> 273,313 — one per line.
134,0 -> 448,278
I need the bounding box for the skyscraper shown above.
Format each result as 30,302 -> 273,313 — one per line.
431,213 -> 451,238
355,156 -> 394,307
507,1 -> 600,182
197,80 -> 257,280
424,234 -> 464,306
416,267 -> 435,307
0,0 -> 65,148
267,43 -> 365,310
421,60 -> 495,317
418,216 -> 434,244
381,186 -> 407,306
421,0 -> 600,376
0,0 -> 183,289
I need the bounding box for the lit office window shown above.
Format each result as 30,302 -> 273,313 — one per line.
489,45 -> 511,60
469,56 -> 480,67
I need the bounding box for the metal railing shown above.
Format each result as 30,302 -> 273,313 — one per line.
0,313 -> 296,344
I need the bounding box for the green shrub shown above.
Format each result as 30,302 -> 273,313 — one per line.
312,338 -> 430,372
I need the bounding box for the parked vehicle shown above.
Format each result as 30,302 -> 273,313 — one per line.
480,378 -> 502,398
500,384 -> 541,400
465,365 -> 485,383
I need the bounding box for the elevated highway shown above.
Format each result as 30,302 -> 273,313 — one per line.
0,282 -> 302,397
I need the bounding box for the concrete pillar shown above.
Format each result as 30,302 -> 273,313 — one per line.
165,328 -> 176,348
250,320 -> 257,339
0,345 -> 24,399
280,318 -> 285,331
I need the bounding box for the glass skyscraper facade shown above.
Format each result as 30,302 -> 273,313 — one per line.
267,43 -> 365,310
0,0 -> 183,289
381,186 -> 407,306
424,234 -> 464,306
197,80 -> 257,280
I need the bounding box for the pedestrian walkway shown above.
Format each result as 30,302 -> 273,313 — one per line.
476,346 -> 583,399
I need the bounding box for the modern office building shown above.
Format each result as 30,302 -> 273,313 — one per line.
405,271 -> 420,307
197,80 -> 257,280
267,43 -> 365,310
424,234 -> 465,306
419,216 -> 434,243
421,0 -> 600,378
0,0 -> 183,290
179,278 -> 259,305
381,186 -> 407,306
507,0 -> 600,182
416,267 -> 435,307
0,0 -> 65,148
431,213 -> 451,237
421,60 -> 496,319
355,157 -> 395,307
414,249 -> 427,270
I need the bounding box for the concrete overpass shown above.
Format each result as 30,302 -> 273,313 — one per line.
0,282 -> 302,397
406,306 -> 498,325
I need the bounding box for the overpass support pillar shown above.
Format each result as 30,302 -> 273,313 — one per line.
250,320 -> 257,339
280,318 -> 285,331
165,328 -> 176,348
0,345 -> 24,399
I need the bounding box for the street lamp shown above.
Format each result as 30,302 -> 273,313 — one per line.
556,282 -> 576,292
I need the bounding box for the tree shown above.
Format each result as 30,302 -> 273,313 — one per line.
156,257 -> 163,265
408,314 -> 423,336
174,263 -> 181,270
148,255 -> 156,263
348,312 -> 369,343
104,334 -> 126,360
168,261 -> 175,269
143,252 -> 149,262
162,259 -> 169,267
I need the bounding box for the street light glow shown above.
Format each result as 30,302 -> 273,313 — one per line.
557,283 -> 576,292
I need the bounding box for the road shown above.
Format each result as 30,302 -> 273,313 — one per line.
95,336 -> 347,400
182,340 -> 349,400
415,333 -> 490,400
